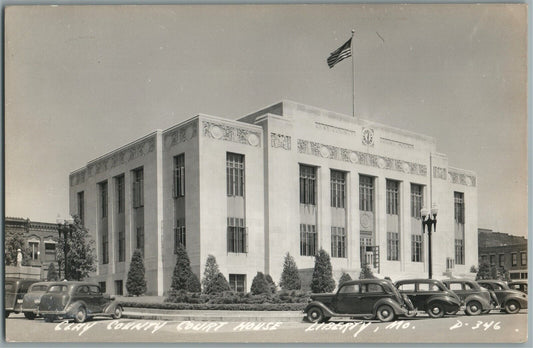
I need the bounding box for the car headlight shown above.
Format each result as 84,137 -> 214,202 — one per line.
17,299 -> 23,304
34,299 -> 41,304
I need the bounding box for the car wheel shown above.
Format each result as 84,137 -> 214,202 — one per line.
376,305 -> 395,322
306,307 -> 325,323
427,303 -> 445,318
74,306 -> 87,323
465,301 -> 483,316
504,300 -> 520,314
24,312 -> 36,320
112,305 -> 123,319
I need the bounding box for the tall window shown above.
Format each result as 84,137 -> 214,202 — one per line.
331,227 -> 346,258
512,253 -> 517,266
118,230 -> 125,262
299,165 -> 316,205
29,241 -> 39,260
99,182 -> 108,218
116,175 -> 125,214
386,180 -> 399,215
387,232 -> 400,261
77,191 -> 85,225
136,227 -> 144,255
359,175 -> 374,211
102,231 -> 109,264
229,274 -> 246,293
454,192 -> 465,224
499,254 -> 505,267
175,218 -> 186,251
300,224 -> 317,256
330,170 -> 345,208
455,239 -> 465,265
132,168 -> 144,208
44,242 -> 56,261
115,280 -> 123,296
227,153 -> 245,197
521,252 -> 527,266
174,154 -> 185,198
454,192 -> 465,265
490,254 -> 496,265
227,217 -> 246,253
410,184 -> 423,218
411,235 -> 423,262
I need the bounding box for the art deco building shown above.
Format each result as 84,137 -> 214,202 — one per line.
69,101 -> 478,295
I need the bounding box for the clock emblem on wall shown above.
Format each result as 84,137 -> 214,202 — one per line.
362,128 -> 374,146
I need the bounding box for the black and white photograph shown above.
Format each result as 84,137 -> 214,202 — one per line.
3,3 -> 529,344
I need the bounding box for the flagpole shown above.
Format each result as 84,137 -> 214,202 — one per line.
351,29 -> 356,118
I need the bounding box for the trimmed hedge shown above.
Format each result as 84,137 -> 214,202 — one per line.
118,301 -> 306,311
164,289 -> 310,305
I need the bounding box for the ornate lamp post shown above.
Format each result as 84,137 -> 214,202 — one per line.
421,205 -> 438,279
56,216 -> 74,280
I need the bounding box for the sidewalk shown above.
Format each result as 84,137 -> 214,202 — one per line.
122,307 -> 305,322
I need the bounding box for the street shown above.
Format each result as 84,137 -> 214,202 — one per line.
5,311 -> 527,343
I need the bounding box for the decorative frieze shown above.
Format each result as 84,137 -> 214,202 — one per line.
164,120 -> 198,149
86,136 -> 156,177
448,171 -> 477,187
202,120 -> 261,147
380,137 -> 415,149
270,133 -> 291,150
297,139 -> 427,176
433,167 -> 447,180
315,122 -> 356,136
69,169 -> 86,187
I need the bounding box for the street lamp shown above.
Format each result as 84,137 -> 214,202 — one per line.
56,216 -> 74,281
421,205 -> 438,279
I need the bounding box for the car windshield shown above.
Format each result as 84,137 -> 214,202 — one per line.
30,285 -> 49,292
48,285 -> 68,293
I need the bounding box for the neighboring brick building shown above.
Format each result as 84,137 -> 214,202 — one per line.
478,229 -> 527,280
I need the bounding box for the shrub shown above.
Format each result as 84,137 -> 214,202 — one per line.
121,301 -> 306,312
211,272 -> 231,293
265,274 -> 277,294
279,252 -> 301,290
338,272 -> 352,286
171,244 -> 201,293
126,249 -> 147,296
310,249 -> 336,293
250,272 -> 270,295
46,263 -> 59,281
476,262 -> 491,280
359,263 -> 376,279
202,255 -> 230,294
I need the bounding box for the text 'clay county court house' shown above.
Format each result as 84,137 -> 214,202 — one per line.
69,101 -> 477,295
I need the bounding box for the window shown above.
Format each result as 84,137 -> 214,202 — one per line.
174,218 -> 186,252
118,230 -> 125,262
136,227 -> 144,255
48,285 -> 68,293
77,191 -> 85,225
99,181 -> 108,218
386,180 -> 399,215
29,241 -> 39,260
499,254 -> 505,267
227,218 -> 246,253
366,284 -> 384,293
330,170 -> 345,208
115,175 -> 125,214
448,283 -> 462,291
411,235 -> 423,262
132,168 -> 144,208
44,242 -> 56,261
481,255 -> 488,264
512,253 -> 517,266
300,224 -> 317,256
339,284 -> 360,294
331,227 -> 346,258
387,232 -> 400,261
98,281 -> 106,294
229,274 -> 246,293
227,153 -> 245,197
359,175 -> 374,211
397,283 -> 415,291
410,184 -> 423,218
299,165 -> 316,205
454,192 -> 464,224
418,283 -> 439,292
102,231 -> 109,264
455,239 -> 464,265
174,154 -> 185,198
446,257 -> 455,270
76,285 -> 89,294
115,280 -> 123,296
489,254 -> 496,266
521,252 -> 527,266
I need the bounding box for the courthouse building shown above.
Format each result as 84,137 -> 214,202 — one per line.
69,101 -> 478,295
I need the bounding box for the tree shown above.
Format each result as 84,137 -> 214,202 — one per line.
5,227 -> 30,266
310,249 -> 336,293
279,252 -> 301,290
250,272 -> 270,295
476,262 -> 493,280
212,273 -> 231,293
46,263 -> 59,281
339,272 -> 352,286
359,263 -> 376,279
202,255 -> 230,294
56,216 -> 96,280
265,274 -> 277,294
126,249 -> 147,296
171,244 -> 201,292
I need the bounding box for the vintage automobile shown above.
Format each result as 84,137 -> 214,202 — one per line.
442,279 -> 494,315
5,278 -> 40,318
477,280 -> 528,314
394,279 -> 461,318
508,280 -> 528,294
304,279 -> 414,323
21,282 -> 54,319
38,282 -> 123,323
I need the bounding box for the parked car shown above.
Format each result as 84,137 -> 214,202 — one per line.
477,280 -> 528,314
442,279 -> 494,315
5,278 -> 40,318
38,282 -> 123,323
304,279 -> 414,323
21,282 -> 54,319
394,279 -> 461,318
508,280 -> 528,294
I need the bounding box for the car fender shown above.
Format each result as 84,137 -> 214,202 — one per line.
304,301 -> 336,317
372,298 -> 406,316
65,300 -> 90,316
102,300 -> 122,314
464,294 -> 492,310
502,294 -> 528,309
427,295 -> 461,309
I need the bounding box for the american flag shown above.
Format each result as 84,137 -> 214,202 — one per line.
326,38 -> 352,68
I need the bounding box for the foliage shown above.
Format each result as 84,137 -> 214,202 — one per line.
339,272 -> 352,286
171,244 -> 201,292
126,249 -> 147,296
475,262 -> 510,281
470,265 -> 478,273
5,226 -> 31,266
279,252 -> 301,290
56,215 -> 96,281
359,263 -> 377,279
265,274 -> 277,294
202,255 -> 225,294
476,262 -> 492,280
212,273 -> 231,293
46,263 -> 59,281
310,249 -> 336,293
121,300 -> 307,312
250,272 -> 270,295
164,289 -> 310,306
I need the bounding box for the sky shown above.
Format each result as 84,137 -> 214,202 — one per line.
4,4 -> 528,237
